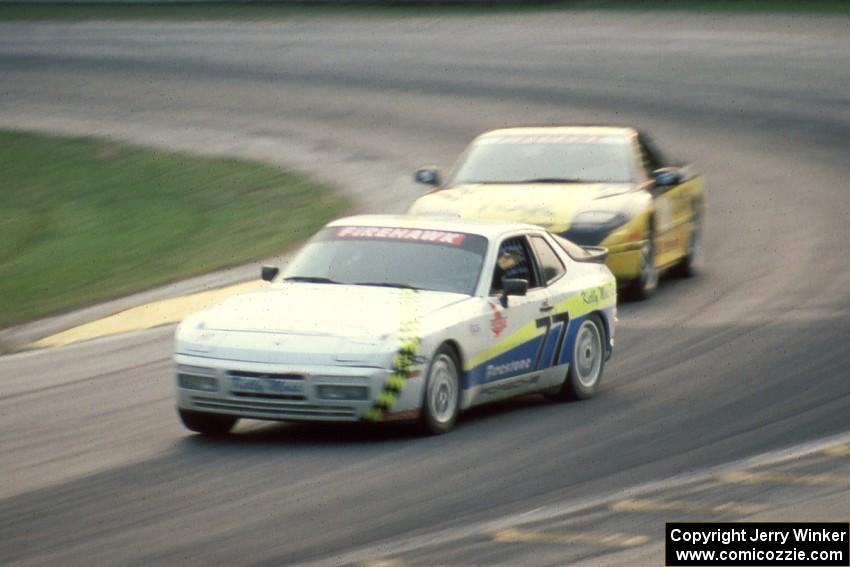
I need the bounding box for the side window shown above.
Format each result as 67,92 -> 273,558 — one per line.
490,236 -> 540,294
638,133 -> 666,175
529,235 -> 566,285
638,144 -> 653,178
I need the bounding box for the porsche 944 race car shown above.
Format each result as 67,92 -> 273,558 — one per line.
174,215 -> 616,435
409,126 -> 705,299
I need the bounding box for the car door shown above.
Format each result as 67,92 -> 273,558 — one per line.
526,233 -> 577,390
469,234 -> 552,405
637,133 -> 690,267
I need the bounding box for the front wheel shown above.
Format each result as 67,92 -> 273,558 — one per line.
552,315 -> 605,401
178,409 -> 238,436
420,344 -> 461,435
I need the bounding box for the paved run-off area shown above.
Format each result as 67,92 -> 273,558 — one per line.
1,12 -> 849,566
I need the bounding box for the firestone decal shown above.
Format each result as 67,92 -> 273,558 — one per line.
486,358 -> 532,379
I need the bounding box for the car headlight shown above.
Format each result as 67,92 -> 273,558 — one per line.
334,339 -> 380,363
175,316 -> 218,353
562,210 -> 629,246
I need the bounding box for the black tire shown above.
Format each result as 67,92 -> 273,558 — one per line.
552,314 -> 606,401
624,224 -> 658,301
420,344 -> 462,435
670,206 -> 703,278
178,409 -> 238,436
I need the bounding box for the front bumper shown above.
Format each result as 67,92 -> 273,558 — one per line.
174,354 -> 421,422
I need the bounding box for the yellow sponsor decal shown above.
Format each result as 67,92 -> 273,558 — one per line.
555,281 -> 616,314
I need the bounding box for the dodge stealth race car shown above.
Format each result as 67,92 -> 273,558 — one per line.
409,126 -> 705,299
174,215 -> 616,435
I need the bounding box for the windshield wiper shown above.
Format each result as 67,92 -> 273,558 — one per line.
352,282 -> 420,290
283,276 -> 340,284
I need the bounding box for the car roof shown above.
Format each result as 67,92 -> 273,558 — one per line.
327,214 -> 545,239
478,125 -> 636,138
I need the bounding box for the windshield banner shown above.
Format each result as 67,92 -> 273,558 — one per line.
335,226 -> 467,247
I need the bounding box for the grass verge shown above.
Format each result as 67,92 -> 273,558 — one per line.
0,130 -> 349,328
0,1 -> 846,22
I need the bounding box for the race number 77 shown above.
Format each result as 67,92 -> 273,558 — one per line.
534,312 -> 570,370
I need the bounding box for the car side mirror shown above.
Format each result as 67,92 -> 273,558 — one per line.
500,278 -> 528,307
261,265 -> 279,282
652,167 -> 681,189
414,167 -> 441,187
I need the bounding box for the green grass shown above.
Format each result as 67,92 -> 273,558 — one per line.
0,1 -> 846,22
0,130 -> 349,328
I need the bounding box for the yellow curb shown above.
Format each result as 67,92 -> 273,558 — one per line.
491,527 -> 650,548
610,497 -> 766,516
718,470 -> 850,487
824,444 -> 850,457
32,280 -> 266,349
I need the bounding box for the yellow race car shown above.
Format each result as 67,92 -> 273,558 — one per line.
408,126 -> 705,299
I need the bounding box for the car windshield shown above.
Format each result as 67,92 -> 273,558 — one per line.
450,134 -> 633,185
281,226 -> 488,295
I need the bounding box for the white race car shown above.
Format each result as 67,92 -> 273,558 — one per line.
174,215 -> 617,435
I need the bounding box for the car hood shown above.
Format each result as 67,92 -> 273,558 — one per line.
409,183 -> 635,232
189,283 -> 464,338
176,284 -> 468,365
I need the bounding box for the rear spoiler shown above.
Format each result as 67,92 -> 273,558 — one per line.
552,234 -> 608,263
576,246 -> 608,263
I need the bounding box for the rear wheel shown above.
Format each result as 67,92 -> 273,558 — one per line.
551,314 -> 605,401
625,225 -> 658,301
671,206 -> 703,278
420,344 -> 461,435
178,409 -> 238,436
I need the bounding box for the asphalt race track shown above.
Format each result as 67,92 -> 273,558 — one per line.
1,13 -> 850,566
